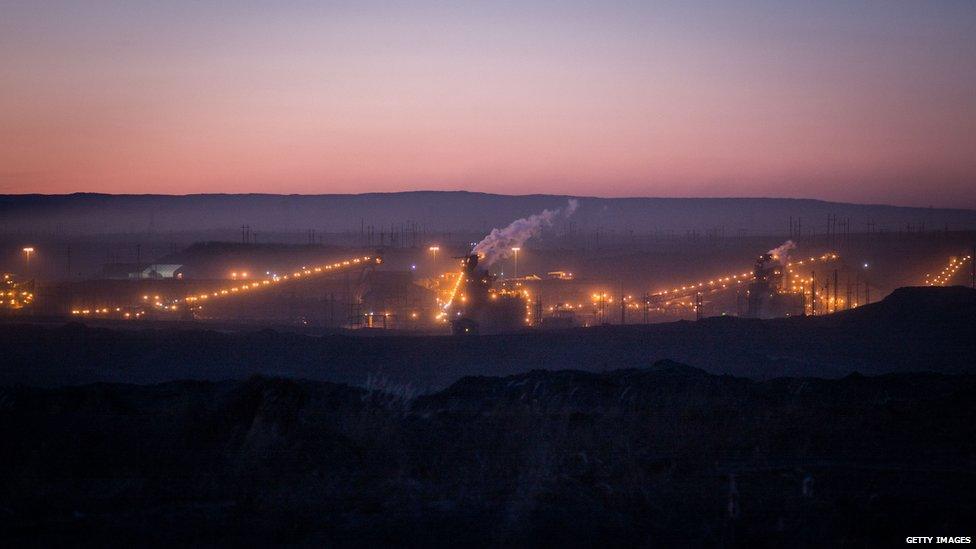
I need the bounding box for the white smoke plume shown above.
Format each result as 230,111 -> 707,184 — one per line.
767,240 -> 796,263
471,199 -> 579,267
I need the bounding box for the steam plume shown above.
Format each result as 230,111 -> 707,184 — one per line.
471,199 -> 579,267
768,240 -> 796,263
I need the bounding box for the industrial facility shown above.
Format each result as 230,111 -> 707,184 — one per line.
446,254 -> 526,335
2,210 -> 975,332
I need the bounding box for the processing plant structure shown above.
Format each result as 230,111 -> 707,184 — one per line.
739,253 -> 806,319
450,254 -> 526,335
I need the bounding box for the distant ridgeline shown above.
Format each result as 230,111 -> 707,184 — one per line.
2,192 -> 976,235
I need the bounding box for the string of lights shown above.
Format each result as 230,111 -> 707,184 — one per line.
1,274 -> 34,310
924,254 -> 972,286
651,253 -> 838,297
71,255 -> 379,318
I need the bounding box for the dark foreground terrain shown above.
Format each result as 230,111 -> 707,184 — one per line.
2,286 -> 975,546
2,363 -> 974,546
3,286 -> 976,391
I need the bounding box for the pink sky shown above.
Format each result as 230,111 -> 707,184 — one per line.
1,2 -> 974,207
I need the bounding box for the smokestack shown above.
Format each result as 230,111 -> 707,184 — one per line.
461,254 -> 479,276
767,240 -> 797,263
470,199 -> 579,267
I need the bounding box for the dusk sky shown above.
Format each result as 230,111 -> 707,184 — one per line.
2,1 -> 974,207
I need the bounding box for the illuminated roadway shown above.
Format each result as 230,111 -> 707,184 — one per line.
925,254 -> 972,286
71,254 -> 380,318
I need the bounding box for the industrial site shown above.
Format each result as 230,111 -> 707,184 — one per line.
3,197 -> 973,335
3,194 -> 976,546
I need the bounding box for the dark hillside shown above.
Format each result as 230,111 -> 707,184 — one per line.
2,365 -> 973,546
3,192 -> 975,234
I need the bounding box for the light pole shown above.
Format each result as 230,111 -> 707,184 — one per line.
428,246 -> 440,275
862,261 -> 870,305
22,247 -> 34,277
511,247 -> 520,279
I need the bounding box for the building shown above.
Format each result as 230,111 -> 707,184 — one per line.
139,264 -> 184,279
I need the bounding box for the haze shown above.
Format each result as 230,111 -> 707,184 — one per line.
2,1 -> 975,207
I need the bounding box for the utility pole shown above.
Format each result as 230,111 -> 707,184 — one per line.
344,272 -> 350,327
832,269 -> 839,313
642,292 -> 649,324
695,292 -> 703,321
845,272 -> 851,311
329,292 -> 335,327
535,294 -> 542,327
810,271 -> 816,315
825,279 -> 831,314
620,294 -> 626,325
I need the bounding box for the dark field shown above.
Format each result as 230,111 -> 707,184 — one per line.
2,364 -> 973,546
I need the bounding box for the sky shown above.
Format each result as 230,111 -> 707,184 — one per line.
1,1 -> 974,207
